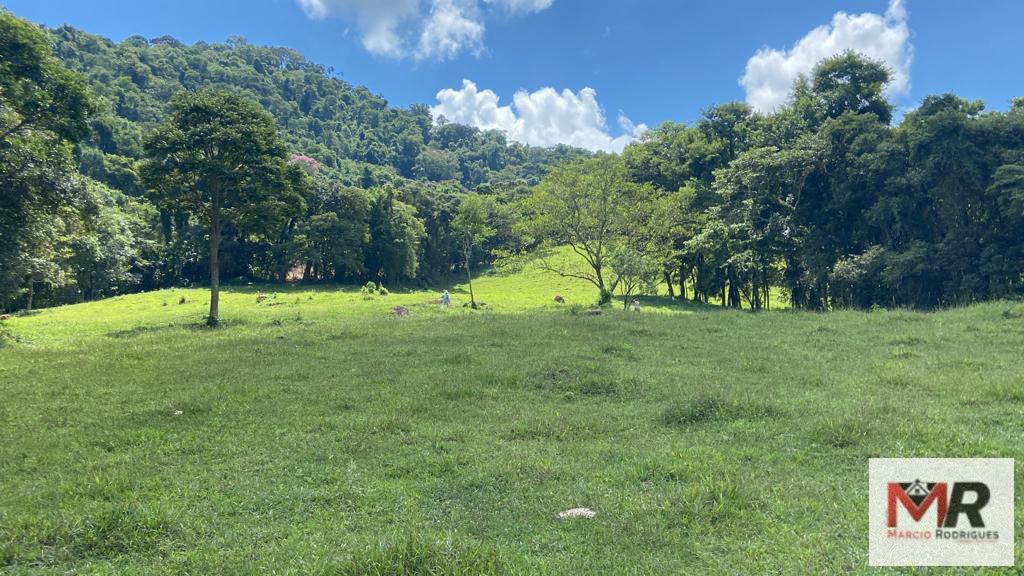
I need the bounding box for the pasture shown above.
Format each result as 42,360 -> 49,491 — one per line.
2,264 -> 1023,574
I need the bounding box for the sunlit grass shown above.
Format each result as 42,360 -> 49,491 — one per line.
2,254 -> 1023,574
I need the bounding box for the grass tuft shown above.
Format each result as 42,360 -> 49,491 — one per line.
330,534 -> 515,576
661,393 -> 782,427
810,416 -> 875,448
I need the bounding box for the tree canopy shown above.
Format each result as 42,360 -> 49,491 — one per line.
3,9 -> 1024,315
142,88 -> 306,324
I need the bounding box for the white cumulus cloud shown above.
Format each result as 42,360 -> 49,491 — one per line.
740,0 -> 913,113
483,0 -> 554,15
296,0 -> 553,60
416,0 -> 485,60
297,0 -> 419,57
431,79 -> 647,152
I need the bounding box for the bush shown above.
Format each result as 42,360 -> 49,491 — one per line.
360,281 -> 378,296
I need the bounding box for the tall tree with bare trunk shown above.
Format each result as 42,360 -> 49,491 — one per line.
142,89 -> 305,326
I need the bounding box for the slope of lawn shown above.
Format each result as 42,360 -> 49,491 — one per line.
2,257 -> 1023,574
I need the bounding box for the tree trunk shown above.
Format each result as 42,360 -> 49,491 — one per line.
665,271 -> 675,299
695,255 -> 706,303
727,267 -> 741,308
25,281 -> 34,312
678,263 -> 687,300
465,251 -> 476,309
207,201 -> 222,327
751,276 -> 761,311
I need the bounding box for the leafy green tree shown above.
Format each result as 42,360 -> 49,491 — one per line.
522,155 -> 644,299
365,191 -> 426,285
705,146 -> 815,309
811,51 -> 894,124
67,180 -> 156,301
608,244 -> 660,309
398,180 -> 462,283
415,148 -> 460,182
0,13 -> 93,143
452,193 -> 495,308
302,178 -> 371,281
141,88 -> 305,325
1,11 -> 94,310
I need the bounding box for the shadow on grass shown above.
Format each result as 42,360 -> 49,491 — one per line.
661,392 -> 785,427
106,318 -> 247,338
219,281 -> 430,297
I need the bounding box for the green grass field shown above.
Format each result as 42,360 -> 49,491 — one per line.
2,259 -> 1023,574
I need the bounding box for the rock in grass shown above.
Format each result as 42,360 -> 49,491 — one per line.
558,507 -> 596,519
392,306 -> 410,317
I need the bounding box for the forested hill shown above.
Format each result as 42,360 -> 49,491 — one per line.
48,25 -> 587,192
6,9 -> 1024,317
2,12 -> 593,313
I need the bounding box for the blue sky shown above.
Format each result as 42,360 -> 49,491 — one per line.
4,0 -> 1022,151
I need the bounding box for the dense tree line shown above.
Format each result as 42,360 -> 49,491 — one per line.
525,52 -> 1024,310
0,11 -> 583,312
5,6 -> 1023,315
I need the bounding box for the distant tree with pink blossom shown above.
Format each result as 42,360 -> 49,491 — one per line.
289,154 -> 322,174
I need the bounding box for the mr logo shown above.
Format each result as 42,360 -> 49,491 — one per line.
887,480 -> 990,528
868,458 -> 1014,567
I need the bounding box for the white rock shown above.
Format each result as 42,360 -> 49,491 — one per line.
558,507 -> 596,519
173,410 -> 183,416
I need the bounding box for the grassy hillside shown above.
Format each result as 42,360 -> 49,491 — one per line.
1,260 -> 1023,574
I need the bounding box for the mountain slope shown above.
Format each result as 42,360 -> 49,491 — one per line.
48,26 -> 588,192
